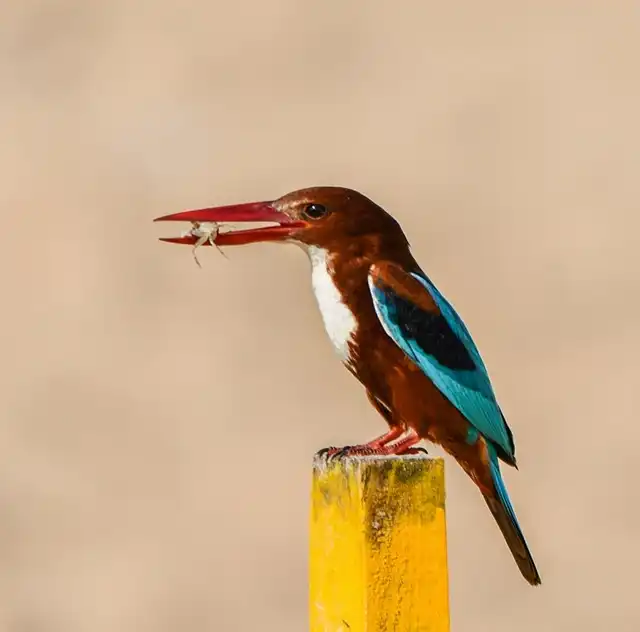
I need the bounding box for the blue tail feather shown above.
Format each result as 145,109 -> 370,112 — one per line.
489,449 -> 523,534
485,445 -> 541,585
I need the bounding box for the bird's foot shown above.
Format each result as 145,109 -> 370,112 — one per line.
317,430 -> 427,461
317,445 -> 378,460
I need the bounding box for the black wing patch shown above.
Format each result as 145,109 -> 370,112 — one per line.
392,293 -> 476,371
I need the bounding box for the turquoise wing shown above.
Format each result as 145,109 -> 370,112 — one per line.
368,265 -> 514,461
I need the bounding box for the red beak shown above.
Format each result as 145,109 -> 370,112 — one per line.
153,201 -> 306,246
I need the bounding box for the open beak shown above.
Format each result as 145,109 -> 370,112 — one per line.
153,201 -> 306,246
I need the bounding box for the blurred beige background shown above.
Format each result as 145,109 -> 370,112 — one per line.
0,1 -> 638,630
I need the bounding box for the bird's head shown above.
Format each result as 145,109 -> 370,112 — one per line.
154,186 -> 408,256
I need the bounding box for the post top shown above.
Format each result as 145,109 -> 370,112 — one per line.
312,451 -> 445,474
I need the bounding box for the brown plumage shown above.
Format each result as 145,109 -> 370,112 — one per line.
155,186 -> 541,585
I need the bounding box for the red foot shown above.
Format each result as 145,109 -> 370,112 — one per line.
365,426 -> 404,450
317,429 -> 426,460
318,445 -> 386,459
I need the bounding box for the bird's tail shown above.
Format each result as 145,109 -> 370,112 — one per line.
483,447 -> 541,586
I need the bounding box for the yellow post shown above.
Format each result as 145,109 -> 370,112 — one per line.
310,454 -> 450,632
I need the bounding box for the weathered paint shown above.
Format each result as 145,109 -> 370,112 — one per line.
310,454 -> 450,632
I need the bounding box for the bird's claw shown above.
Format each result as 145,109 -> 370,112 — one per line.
316,446 -> 372,462
403,447 -> 429,455
316,444 -> 428,462
315,446 -> 345,462
332,445 -> 381,459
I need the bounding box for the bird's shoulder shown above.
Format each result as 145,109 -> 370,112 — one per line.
368,261 -> 441,314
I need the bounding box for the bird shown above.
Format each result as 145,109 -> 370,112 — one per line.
154,186 -> 541,586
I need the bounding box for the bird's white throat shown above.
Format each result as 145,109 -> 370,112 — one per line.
307,246 -> 357,363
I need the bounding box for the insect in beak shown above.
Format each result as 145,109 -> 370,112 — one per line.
154,201 -> 306,260
181,222 -> 227,267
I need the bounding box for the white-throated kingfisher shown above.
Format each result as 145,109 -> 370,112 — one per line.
154,186 -> 541,585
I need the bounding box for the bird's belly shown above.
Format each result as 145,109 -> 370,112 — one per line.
308,247 -> 357,364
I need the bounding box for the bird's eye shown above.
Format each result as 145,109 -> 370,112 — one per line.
303,203 -> 327,220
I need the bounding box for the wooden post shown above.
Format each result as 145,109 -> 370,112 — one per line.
309,454 -> 450,632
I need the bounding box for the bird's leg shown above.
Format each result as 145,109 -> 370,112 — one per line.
318,428 -> 427,460
317,426 -> 403,460
383,428 -> 424,455
365,426 -> 405,449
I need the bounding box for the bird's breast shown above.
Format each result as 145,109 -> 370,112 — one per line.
308,246 -> 358,365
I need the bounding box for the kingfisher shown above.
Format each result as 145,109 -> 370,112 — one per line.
154,186 -> 541,586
